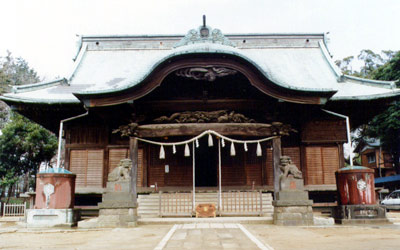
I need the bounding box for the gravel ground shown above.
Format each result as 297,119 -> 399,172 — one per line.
1,222 -> 400,250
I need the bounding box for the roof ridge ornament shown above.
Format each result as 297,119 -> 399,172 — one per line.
174,16 -> 235,48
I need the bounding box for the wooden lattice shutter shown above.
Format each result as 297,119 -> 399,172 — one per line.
70,149 -> 104,188
305,147 -> 323,184
321,147 -> 339,184
265,148 -> 273,186
137,149 -> 144,187
70,150 -> 87,187
86,150 -> 104,187
305,146 -> 339,185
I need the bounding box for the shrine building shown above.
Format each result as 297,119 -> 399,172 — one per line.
2,22 -> 399,214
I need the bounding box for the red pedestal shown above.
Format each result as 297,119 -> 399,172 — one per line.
336,166 -> 376,205
35,172 -> 76,209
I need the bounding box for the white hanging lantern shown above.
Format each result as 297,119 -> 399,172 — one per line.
196,138 -> 199,148
208,134 -> 213,147
230,142 -> 236,156
256,142 -> 262,157
184,143 -> 190,157
221,138 -> 225,147
244,142 -> 248,152
172,144 -> 176,154
159,145 -> 165,159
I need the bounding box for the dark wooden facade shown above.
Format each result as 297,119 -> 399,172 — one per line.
62,64 -> 347,193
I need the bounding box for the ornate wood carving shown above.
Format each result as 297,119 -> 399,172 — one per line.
153,110 -> 254,124
114,122 -> 295,138
175,67 -> 237,82
136,123 -> 272,137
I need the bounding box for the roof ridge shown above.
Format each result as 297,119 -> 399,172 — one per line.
343,75 -> 396,89
11,78 -> 67,94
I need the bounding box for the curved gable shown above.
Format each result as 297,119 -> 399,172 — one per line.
73,48 -> 335,107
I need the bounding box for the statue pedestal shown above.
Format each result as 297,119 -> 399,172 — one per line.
273,176 -> 314,226
26,208 -> 80,228
97,181 -> 138,228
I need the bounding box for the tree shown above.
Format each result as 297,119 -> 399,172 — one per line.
335,49 -> 396,79
0,51 -> 40,93
357,49 -> 384,78
0,51 -> 40,128
336,50 -> 400,171
0,113 -> 58,201
335,56 -> 355,75
0,52 -> 55,200
364,51 -> 400,173
363,102 -> 400,173
371,51 -> 400,84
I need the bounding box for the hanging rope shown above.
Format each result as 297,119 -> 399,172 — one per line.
135,129 -> 278,146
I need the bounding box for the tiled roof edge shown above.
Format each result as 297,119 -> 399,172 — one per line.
11,78 -> 67,94
343,75 -> 396,89
330,90 -> 400,101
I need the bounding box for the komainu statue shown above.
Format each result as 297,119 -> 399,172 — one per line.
108,158 -> 132,182
279,156 -> 302,179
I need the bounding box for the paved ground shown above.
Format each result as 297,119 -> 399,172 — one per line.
2,221 -> 400,249
156,223 -> 268,250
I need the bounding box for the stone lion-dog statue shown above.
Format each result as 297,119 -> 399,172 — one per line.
108,158 -> 132,182
279,156 -> 302,179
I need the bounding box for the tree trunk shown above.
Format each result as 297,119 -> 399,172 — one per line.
6,184 -> 13,203
22,172 -> 29,193
0,188 -> 4,203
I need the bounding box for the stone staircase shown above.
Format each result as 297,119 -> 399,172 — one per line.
138,192 -> 273,218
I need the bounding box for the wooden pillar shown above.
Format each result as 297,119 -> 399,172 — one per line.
273,137 -> 282,200
130,137 -> 138,205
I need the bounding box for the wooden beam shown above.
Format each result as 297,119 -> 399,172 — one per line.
136,123 -> 272,137
272,137 -> 282,199
136,99 -> 270,112
129,137 -> 138,205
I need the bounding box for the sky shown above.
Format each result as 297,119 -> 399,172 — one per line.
1,0 -> 400,80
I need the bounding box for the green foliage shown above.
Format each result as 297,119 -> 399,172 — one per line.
0,112 -> 58,191
341,50 -> 400,172
357,49 -> 384,78
335,56 -> 354,75
335,49 -> 398,79
0,52 -> 53,198
372,51 -> 400,84
0,51 -> 40,93
364,102 -> 400,148
0,51 -> 41,130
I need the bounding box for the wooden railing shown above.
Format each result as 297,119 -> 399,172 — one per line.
157,191 -> 264,217
159,192 -> 193,217
2,202 -> 26,217
219,191 -> 263,216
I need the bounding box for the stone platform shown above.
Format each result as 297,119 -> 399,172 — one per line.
333,204 -> 390,224
273,176 -> 314,226
26,208 -> 80,228
96,180 -> 138,228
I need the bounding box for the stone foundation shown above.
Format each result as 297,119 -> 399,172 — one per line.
96,180 -> 138,228
333,204 -> 389,224
26,208 -> 80,228
273,205 -> 314,226
97,206 -> 138,228
273,177 -> 314,226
